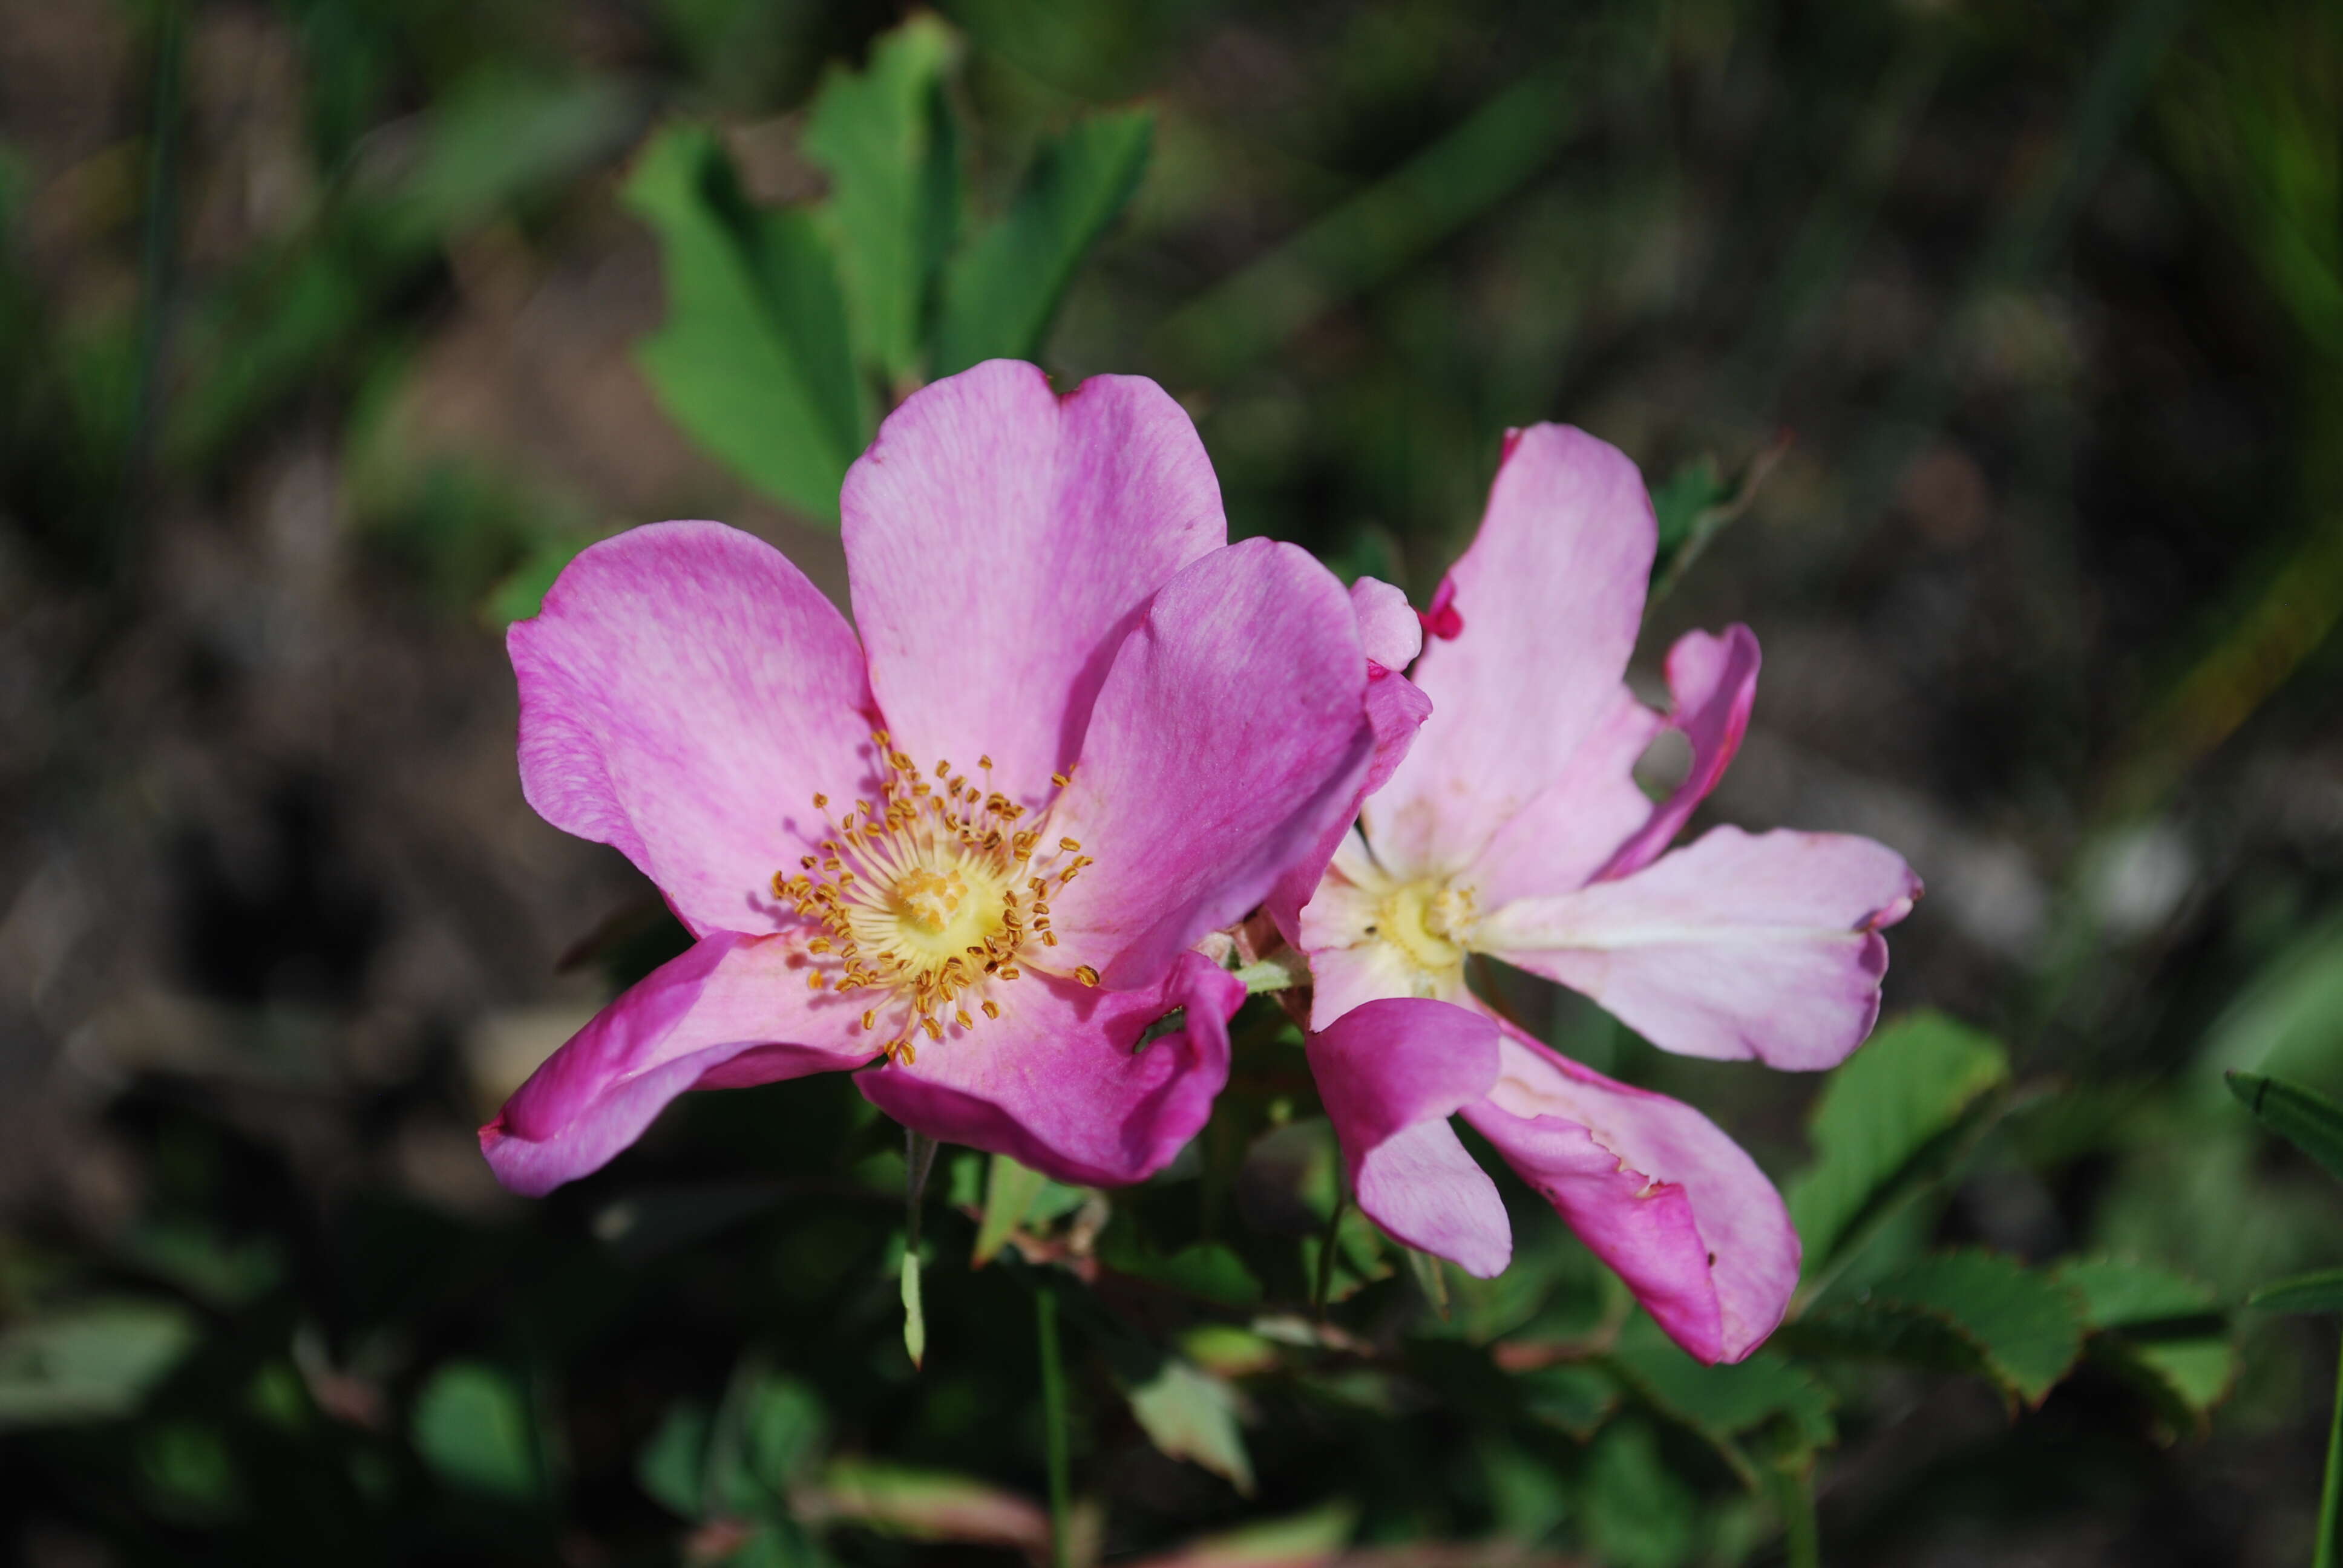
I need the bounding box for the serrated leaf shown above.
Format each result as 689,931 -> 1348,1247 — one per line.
0,1299 -> 198,1429
932,109 -> 1153,375
1788,1012 -> 2011,1270
1609,1313 -> 1835,1452
2227,1070 -> 2343,1185
2058,1258 -> 2238,1435
1785,1250 -> 2085,1406
974,1152 -> 1049,1265
2249,1266 -> 2343,1314
624,125 -> 867,521
801,15 -> 963,382
1124,1357 -> 1253,1495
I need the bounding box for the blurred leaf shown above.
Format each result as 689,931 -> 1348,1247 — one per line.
706,1366 -> 827,1514
2228,1070 -> 2343,1184
1783,1250 -> 2086,1406
932,109 -> 1154,376
0,1298 -> 198,1429
808,1459 -> 1049,1551
2249,1267 -> 2343,1315
1579,1417 -> 1699,1568
2059,1258 -> 2238,1436
483,531 -> 597,627
638,1399 -> 714,1519
1121,1503 -> 1355,1568
1645,439 -> 1788,608
384,68 -> 640,245
412,1361 -> 542,1501
901,1249 -> 925,1370
974,1152 -> 1049,1265
2198,915 -> 2343,1099
1124,1356 -> 1254,1495
1115,1242 -> 1262,1308
1181,1324 -> 1281,1378
1608,1313 -> 1836,1459
625,124 -> 867,521
801,15 -> 963,384
138,1420 -> 241,1524
1788,1011 -> 2011,1273
118,1221 -> 283,1307
1518,1362 -> 1620,1439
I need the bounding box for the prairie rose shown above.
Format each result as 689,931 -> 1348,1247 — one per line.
483,361 -> 1378,1195
1294,425 -> 1920,1362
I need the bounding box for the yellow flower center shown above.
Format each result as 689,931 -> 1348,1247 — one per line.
1369,877 -> 1479,995
772,731 -> 1098,1065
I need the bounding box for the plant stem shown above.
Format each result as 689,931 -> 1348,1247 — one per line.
1037,1285 -> 1072,1568
2317,1330 -> 2343,1568
1775,1450 -> 1821,1568
1311,1189 -> 1348,1322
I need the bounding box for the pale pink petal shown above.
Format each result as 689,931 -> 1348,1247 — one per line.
841,362 -> 1225,803
1461,688 -> 1665,912
1363,426 -> 1655,880
511,522 -> 874,938
1349,577 -> 1423,671
1047,539 -> 1374,988
1478,826 -> 1922,1071
1307,999 -> 1510,1276
1461,1025 -> 1798,1363
857,952 -> 1244,1186
1597,626 -> 1761,880
1296,834 -> 1472,1028
480,933 -> 877,1196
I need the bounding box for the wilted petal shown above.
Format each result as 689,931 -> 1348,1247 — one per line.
857,952 -> 1244,1187
1306,998 -> 1510,1276
1047,539 -> 1374,988
510,521 -> 873,937
1478,826 -> 1921,1070
841,362 -> 1225,803
1365,426 -> 1655,879
1597,626 -> 1761,880
1349,576 -> 1423,672
481,933 -> 876,1197
1461,1025 -> 1798,1363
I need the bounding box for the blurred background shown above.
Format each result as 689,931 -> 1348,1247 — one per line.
2,0 -> 2341,1563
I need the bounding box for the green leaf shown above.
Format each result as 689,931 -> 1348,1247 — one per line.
2227,1070 -> 2343,1185
1608,1313 -> 1836,1455
2249,1266 -> 2343,1315
1788,1011 -> 2011,1272
2059,1258 -> 2238,1435
0,1298 -> 198,1429
384,69 -> 640,246
411,1361 -> 542,1501
482,532 -> 595,627
637,1400 -> 713,1519
809,1459 -> 1049,1552
1124,1356 -> 1254,1495
624,124 -> 867,521
1123,1503 -> 1355,1567
932,109 -> 1153,376
1518,1363 -> 1620,1439
974,1152 -> 1049,1265
1783,1250 -> 2086,1406
1579,1417 -> 1699,1568
801,15 -> 963,384
1115,1243 -> 1262,1308
704,1363 -> 827,1517
901,1250 -> 926,1370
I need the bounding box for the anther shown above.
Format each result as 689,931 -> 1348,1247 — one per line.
1074,965 -> 1101,987
1051,771 -> 1070,788
922,1018 -> 943,1042
862,1010 -> 876,1031
812,792 -> 828,809
981,1001 -> 1000,1019
955,1009 -> 972,1028
807,972 -> 826,991
1060,837 -> 1082,852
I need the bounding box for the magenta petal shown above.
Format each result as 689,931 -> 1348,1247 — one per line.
1598,626 -> 1761,880
841,361 -> 1225,801
480,933 -> 876,1196
1349,576 -> 1423,671
1480,826 -> 1922,1070
1049,538 -> 1374,987
510,521 -> 873,938
1365,426 -> 1655,878
1307,998 -> 1510,1276
1461,1026 -> 1798,1363
1463,688 -> 1665,912
857,952 -> 1244,1186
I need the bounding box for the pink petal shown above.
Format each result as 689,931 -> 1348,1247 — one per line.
1296,832 -> 1472,1028
1349,576 -> 1423,671
1048,538 -> 1375,988
1363,426 -> 1655,880
1478,826 -> 1922,1070
480,933 -> 877,1196
841,362 -> 1225,803
857,952 -> 1244,1186
1461,1025 -> 1798,1363
1306,998 -> 1510,1276
1596,626 -> 1761,881
510,521 -> 873,938
1461,688 -> 1665,912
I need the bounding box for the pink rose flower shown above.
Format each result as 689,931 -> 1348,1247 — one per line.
1291,425 -> 1921,1363
482,361 -> 1380,1195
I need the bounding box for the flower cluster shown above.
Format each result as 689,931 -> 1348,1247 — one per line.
481,360 -> 1917,1364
